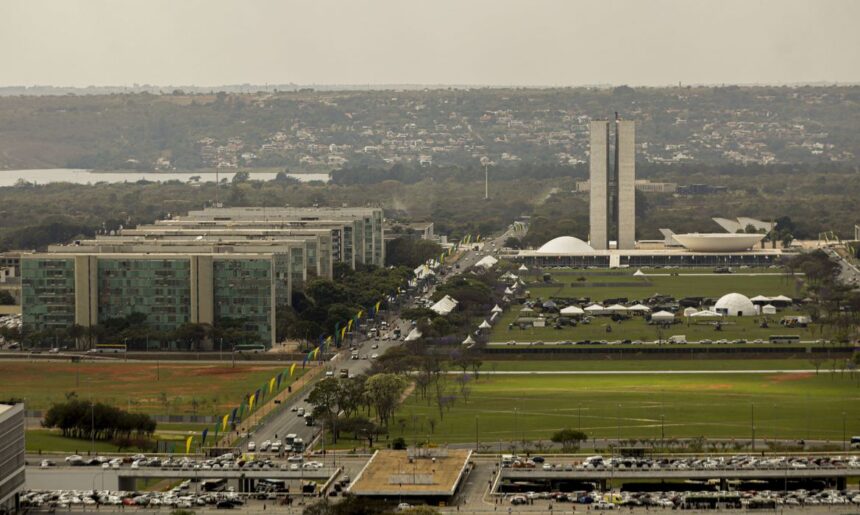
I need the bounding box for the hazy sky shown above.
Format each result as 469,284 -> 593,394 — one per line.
2,0 -> 859,87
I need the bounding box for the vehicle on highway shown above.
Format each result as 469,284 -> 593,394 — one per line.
296,407 -> 305,417
370,353 -> 379,359
247,442 -> 256,452
339,368 -> 349,378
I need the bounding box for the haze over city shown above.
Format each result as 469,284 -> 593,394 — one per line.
2,0 -> 860,87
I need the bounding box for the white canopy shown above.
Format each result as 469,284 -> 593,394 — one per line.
683,307 -> 698,317
651,310 -> 675,321
584,304 -> 607,314
628,304 -> 652,312
430,295 -> 459,316
770,295 -> 792,303
490,312 -> 499,322
606,304 -> 629,312
633,269 -> 646,277
491,304 -> 504,313
560,305 -> 585,315
519,306 -> 535,313
462,335 -> 476,345
404,328 -> 423,341
750,295 -> 771,303
518,264 -> 529,271
691,310 -> 722,318
475,255 -> 499,269
762,304 -> 777,315
504,287 -> 514,295
478,320 -> 492,329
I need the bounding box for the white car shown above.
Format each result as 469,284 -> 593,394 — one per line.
247,441 -> 256,451
370,353 -> 379,360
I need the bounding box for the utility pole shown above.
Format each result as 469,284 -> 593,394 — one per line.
484,165 -> 489,200
751,404 -> 756,451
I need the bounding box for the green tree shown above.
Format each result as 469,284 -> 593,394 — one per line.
364,373 -> 408,427
550,428 -> 588,452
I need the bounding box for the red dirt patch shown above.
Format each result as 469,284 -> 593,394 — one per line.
768,372 -> 813,382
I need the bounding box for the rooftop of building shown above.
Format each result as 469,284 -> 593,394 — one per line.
348,449 -> 471,497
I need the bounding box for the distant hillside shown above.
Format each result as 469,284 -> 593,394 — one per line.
1,85 -> 859,171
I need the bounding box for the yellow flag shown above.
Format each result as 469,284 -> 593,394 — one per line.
347,319 -> 354,331
290,363 -> 296,376
356,310 -> 363,319
340,326 -> 347,340
222,414 -> 229,432
248,394 -> 255,411
185,436 -> 193,454
269,377 -> 276,393
375,300 -> 382,313
312,347 -> 320,359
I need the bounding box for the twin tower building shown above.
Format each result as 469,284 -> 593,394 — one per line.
589,116 -> 636,250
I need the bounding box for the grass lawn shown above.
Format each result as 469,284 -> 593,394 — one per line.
521,269 -> 802,301
483,358 -> 820,372
25,429 -> 173,453
393,372 -> 859,444
491,269 -> 815,343
0,362 -> 307,415
491,312 -> 819,343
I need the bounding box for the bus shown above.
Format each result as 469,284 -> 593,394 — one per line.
285,433 -> 297,446
768,335 -> 800,344
851,436 -> 860,449
234,343 -> 266,353
256,479 -> 288,493
90,343 -> 127,353
201,478 -> 227,492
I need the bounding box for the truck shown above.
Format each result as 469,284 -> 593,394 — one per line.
339,368 -> 349,378
668,335 -> 687,344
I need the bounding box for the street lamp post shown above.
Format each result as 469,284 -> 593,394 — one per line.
661,414 -> 665,451
842,412 -> 847,451
751,404 -> 756,451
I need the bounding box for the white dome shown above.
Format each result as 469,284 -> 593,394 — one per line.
714,293 -> 756,316
536,236 -> 594,254
671,233 -> 764,252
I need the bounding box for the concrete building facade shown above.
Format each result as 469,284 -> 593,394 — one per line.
589,117 -> 636,250
21,207 -> 384,348
0,403 -> 25,514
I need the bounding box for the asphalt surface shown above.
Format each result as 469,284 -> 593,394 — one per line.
243,228 -> 512,454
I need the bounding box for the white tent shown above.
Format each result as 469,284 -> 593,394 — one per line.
519,306 -> 535,313
628,304 -> 652,313
430,295 -> 459,316
478,320 -> 492,329
518,264 -> 529,271
475,255 -> 499,269
750,295 -> 771,303
683,307 -> 698,317
691,310 -> 722,318
762,304 -> 777,315
462,335 -> 476,345
560,305 -> 585,315
504,287 -> 514,295
606,304 -> 629,312
404,328 -> 423,341
491,304 -> 504,314
584,304 -> 607,315
633,269 -> 646,277
770,295 -> 793,304
651,310 -> 675,322
490,312 -> 499,322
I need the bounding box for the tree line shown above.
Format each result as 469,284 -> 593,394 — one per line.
42,397 -> 156,442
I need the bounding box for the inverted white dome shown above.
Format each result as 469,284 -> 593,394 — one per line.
671,233 -> 764,252
714,293 -> 756,316
536,236 -> 594,254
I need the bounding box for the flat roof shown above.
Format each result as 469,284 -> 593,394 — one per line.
517,248 -> 784,257
348,449 -> 471,497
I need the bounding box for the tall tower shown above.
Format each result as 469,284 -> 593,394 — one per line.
616,119 -> 636,249
588,116 -> 636,250
589,121 -> 610,250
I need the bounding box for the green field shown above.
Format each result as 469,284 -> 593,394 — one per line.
520,270 -> 801,300
484,358 -> 819,372
492,270 -> 813,343
394,372 -> 859,445
0,361 -> 307,415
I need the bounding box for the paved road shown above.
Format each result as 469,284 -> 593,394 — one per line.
244,228 -> 512,453
443,369 -> 820,375
824,246 -> 860,289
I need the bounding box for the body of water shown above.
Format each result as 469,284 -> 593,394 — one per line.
0,169 -> 330,187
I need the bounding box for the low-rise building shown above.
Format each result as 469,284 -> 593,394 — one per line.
0,402 -> 25,514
